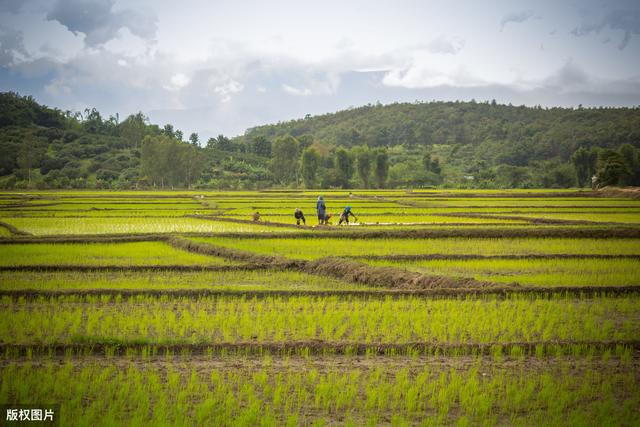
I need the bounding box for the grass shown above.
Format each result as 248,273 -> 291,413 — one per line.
0,242 -> 235,266
189,236 -> 640,259
367,258 -> 640,287
0,217 -> 292,235
399,199 -> 640,207
0,209 -> 217,218
0,270 -> 371,291
232,214 -> 528,225
1,189 -> 639,425
1,294 -> 637,345
512,212 -> 640,224
1,356 -> 636,426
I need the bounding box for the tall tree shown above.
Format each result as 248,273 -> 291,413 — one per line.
216,134 -> 232,151
301,147 -> 320,188
596,149 -> 631,187
16,134 -> 45,188
162,124 -> 174,138
179,143 -> 204,188
355,146 -> 372,188
119,112 -> 147,149
571,147 -> 597,187
189,132 -> 199,146
374,149 -> 389,188
619,143 -> 640,186
252,136 -> 271,157
334,147 -> 354,188
423,148 -> 441,175
271,135 -> 300,185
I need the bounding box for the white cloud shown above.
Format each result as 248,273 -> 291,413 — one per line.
2,0 -> 640,139
425,36 -> 465,55
163,72 -> 189,91
282,84 -> 312,96
212,79 -> 243,102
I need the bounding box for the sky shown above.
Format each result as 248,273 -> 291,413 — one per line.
1,0 -> 639,140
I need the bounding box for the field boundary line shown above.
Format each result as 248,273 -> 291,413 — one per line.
0,264 -> 265,272
350,254 -> 640,261
174,227 -> 640,239
0,234 -> 168,243
2,226 -> 640,242
0,202 -> 62,210
438,212 -> 633,226
168,237 -> 512,290
166,236 -> 303,268
2,340 -> 638,356
0,220 -> 32,236
1,286 -> 638,299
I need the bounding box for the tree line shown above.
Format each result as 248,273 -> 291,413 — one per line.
1,92 -> 639,190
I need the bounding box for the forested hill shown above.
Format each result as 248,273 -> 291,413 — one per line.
238,101 -> 640,188
242,101 -> 640,154
1,91 -> 639,189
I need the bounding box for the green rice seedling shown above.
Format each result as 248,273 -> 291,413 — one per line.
0,242 -> 235,266
0,217 -> 293,235
512,212 -> 640,224
230,214 -> 527,225
0,270 -> 371,291
1,294 -> 637,345
190,236 -> 640,260
0,209 -> 218,218
398,198 -> 640,207
366,257 -> 640,287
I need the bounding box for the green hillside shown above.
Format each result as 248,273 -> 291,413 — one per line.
1,92 -> 639,189
239,101 -> 640,188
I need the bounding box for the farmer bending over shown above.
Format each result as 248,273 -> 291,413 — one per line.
338,206 -> 358,225
252,211 -> 261,222
294,208 -> 306,225
316,196 -> 327,225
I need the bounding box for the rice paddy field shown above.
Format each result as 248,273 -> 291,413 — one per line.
1,189 -> 639,426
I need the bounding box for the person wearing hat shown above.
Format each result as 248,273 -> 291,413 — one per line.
338,205 -> 358,225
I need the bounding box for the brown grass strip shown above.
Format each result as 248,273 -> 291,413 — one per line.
167,237 -> 640,291
174,227 -> 640,239
1,286 -> 637,299
1,226 -> 640,243
303,257 -> 510,290
166,236 -> 302,268
598,187 -> 640,200
168,237 -> 513,290
2,340 -> 638,357
351,254 -> 640,261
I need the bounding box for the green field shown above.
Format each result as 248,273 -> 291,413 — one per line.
0,189 -> 639,426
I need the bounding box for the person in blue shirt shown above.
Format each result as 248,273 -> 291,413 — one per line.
316,196 -> 327,225
338,205 -> 358,225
